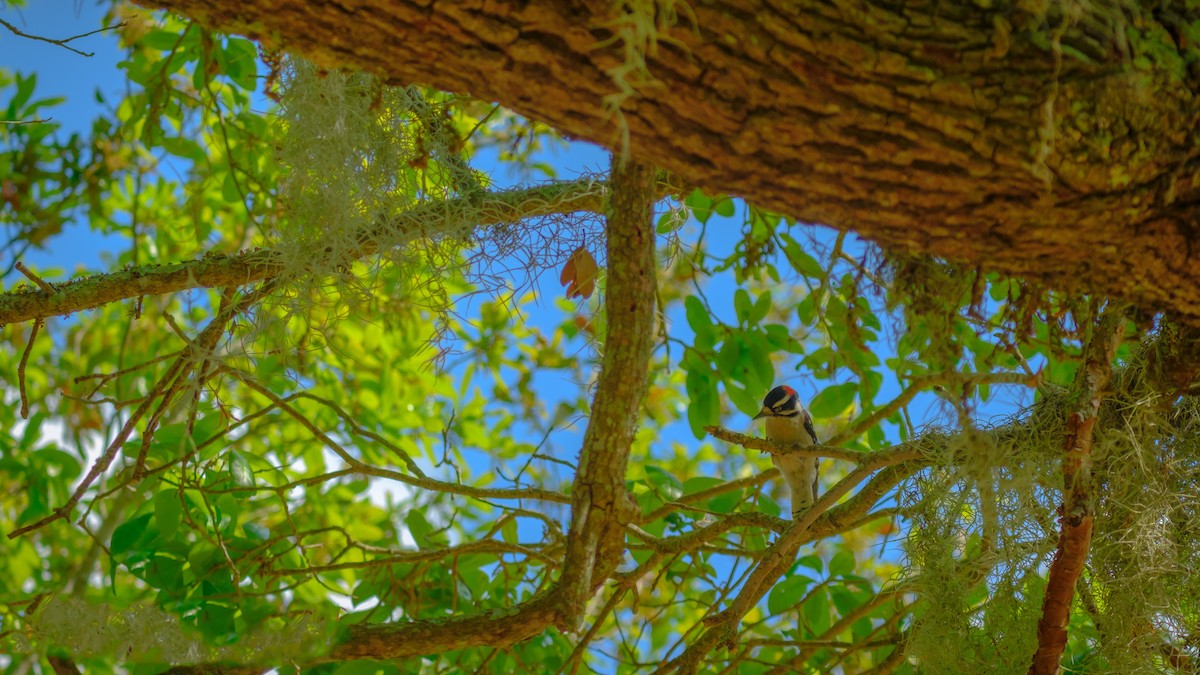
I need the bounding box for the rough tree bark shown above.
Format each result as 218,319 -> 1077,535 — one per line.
137,0 -> 1200,322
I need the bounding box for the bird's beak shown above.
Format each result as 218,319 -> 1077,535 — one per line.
753,407 -> 771,421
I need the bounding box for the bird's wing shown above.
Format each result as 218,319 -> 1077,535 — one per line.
804,411 -> 819,500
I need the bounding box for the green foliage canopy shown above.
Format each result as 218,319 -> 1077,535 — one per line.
1,5 -> 1198,674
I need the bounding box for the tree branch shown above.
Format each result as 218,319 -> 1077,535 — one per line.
704,426 -> 925,465
0,17 -> 124,57
0,178 -> 627,327
1029,305 -> 1127,675
137,0 -> 1200,323
553,156 -> 658,629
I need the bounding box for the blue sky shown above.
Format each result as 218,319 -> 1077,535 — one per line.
2,0 -> 126,274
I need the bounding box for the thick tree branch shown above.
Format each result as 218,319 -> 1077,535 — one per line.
138,0 -> 1200,322
554,156 -> 657,628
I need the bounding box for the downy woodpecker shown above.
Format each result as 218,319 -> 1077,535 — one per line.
753,385 -> 819,518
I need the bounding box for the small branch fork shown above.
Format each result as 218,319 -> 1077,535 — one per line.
6,284 -> 269,540
14,261 -> 55,419
0,17 -> 126,58
1029,305 -> 1126,675
651,372 -> 1039,672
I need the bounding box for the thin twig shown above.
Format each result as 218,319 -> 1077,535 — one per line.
294,391 -> 427,478
642,472 -> 771,523
17,319 -> 40,418
7,346 -> 190,538
0,17 -> 125,57
705,427 -> 926,466
14,261 -> 56,293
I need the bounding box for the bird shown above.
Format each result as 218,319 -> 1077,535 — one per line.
753,385 -> 819,518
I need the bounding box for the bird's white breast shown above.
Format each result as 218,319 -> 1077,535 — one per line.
764,415 -> 818,512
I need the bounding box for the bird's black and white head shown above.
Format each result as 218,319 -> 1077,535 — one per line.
753,385 -> 802,420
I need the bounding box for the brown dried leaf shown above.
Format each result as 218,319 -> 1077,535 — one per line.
560,246 -> 598,299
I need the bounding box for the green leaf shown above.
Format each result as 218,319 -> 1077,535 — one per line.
781,234 -> 825,278
829,584 -> 862,617
148,551 -> 186,588
684,189 -> 714,223
154,490 -> 183,541
656,210 -> 681,234
808,382 -> 857,418
750,291 -> 772,324
636,491 -> 666,530
713,196 -> 736,217
228,450 -> 254,488
685,296 -> 713,336
196,601 -> 238,640
160,135 -> 207,163
142,28 -> 183,51
725,382 -> 760,417
220,37 -> 259,89
686,372 -> 719,439
404,510 -> 434,549
645,466 -> 684,500
734,289 -> 752,324
707,487 -> 743,514
243,522 -> 270,541
215,494 -> 240,535
795,554 -> 823,575
803,586 -> 832,636
795,294 -> 816,326
111,513 -> 153,556
829,550 -> 856,577
682,477 -> 723,495
744,332 -> 774,393
759,494 -> 782,518
12,72 -> 36,114
764,324 -> 804,353
716,337 -> 741,377
767,574 -> 812,615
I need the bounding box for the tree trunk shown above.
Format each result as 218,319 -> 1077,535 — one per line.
139,0 -> 1200,321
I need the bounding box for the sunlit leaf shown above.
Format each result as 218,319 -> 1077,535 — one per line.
228,450 -> 254,488
111,514 -> 153,557
808,382 -> 857,418
154,490 -> 183,541
768,574 -> 813,615
645,466 -> 684,500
